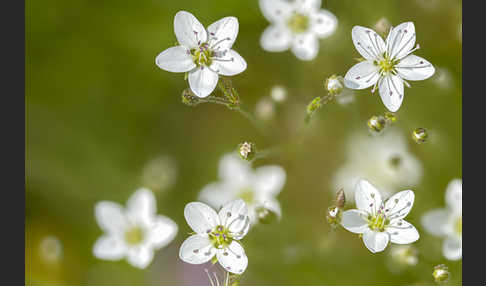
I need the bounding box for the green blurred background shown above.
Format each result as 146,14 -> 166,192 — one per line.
26,0 -> 462,285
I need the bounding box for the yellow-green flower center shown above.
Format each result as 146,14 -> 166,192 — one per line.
192,43 -> 213,67
454,217 -> 462,235
238,188 -> 254,204
375,55 -> 400,75
287,13 -> 309,34
368,213 -> 390,232
124,226 -> 144,245
209,225 -> 233,249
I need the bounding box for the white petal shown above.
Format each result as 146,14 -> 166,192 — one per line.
396,55 -> 435,81
93,235 -> 126,260
218,153 -> 251,184
344,61 -> 380,90
386,22 -> 416,60
253,166 -> 286,197
443,236 -> 462,260
310,9 -> 338,38
341,210 -> 369,234
188,67 -> 219,98
219,199 -> 250,238
355,179 -> 382,213
174,11 -> 207,49
387,219 -> 419,244
95,201 -> 127,234
351,26 -> 386,61
445,179 -> 462,213
259,0 -> 293,23
383,190 -> 415,220
198,182 -> 236,211
261,199 -> 282,220
126,245 -> 154,269
179,234 -> 216,264
260,24 -> 292,52
378,74 -> 404,112
362,229 -> 390,253
210,50 -> 247,76
294,0 -> 322,13
146,215 -> 178,249
184,202 -> 220,234
207,17 -> 239,50
155,46 -> 195,73
217,241 -> 248,274
291,32 -> 319,61
421,209 -> 450,236
126,188 -> 156,226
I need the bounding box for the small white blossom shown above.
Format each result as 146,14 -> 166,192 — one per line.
332,128 -> 422,202
156,11 -> 247,98
344,22 -> 435,112
179,199 -> 251,274
341,179 -> 420,253
421,179 -> 462,260
39,235 -> 63,264
270,85 -> 288,102
198,153 -> 286,224
259,0 -> 338,61
93,188 -> 178,268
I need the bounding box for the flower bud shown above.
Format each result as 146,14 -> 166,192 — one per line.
326,206 -> 342,228
432,264 -> 451,283
412,128 -> 428,144
325,75 -> 344,95
181,88 -> 200,106
238,142 -> 256,161
367,115 -> 387,133
306,97 -> 322,116
384,112 -> 397,123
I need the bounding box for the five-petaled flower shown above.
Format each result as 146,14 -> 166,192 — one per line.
421,179 -> 462,260
156,11 -> 247,98
198,153 -> 286,224
340,179 -> 420,253
179,199 -> 251,274
344,22 -> 435,112
259,0 -> 338,61
93,188 -> 178,268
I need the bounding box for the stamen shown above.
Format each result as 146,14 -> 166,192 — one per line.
210,37 -> 231,49
392,33 -> 416,60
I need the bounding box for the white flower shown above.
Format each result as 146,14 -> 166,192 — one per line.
93,188 -> 178,268
332,128 -> 422,202
198,153 -> 286,224
270,85 -> 288,102
156,11 -> 247,98
179,199 -> 251,274
341,179 -> 420,253
259,0 -> 338,61
344,22 -> 435,112
421,179 -> 462,260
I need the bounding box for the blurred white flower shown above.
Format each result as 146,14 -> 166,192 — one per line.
332,128 -> 422,202
373,17 -> 391,36
141,155 -> 178,193
432,67 -> 453,90
335,88 -> 355,105
156,11 -> 247,98
39,235 -> 63,264
421,179 -> 462,260
270,85 -> 288,103
259,0 -> 338,61
255,96 -> 276,121
179,199 -> 250,274
344,22 -> 435,112
198,153 -> 286,224
387,245 -> 418,273
341,179 -> 420,253
93,188 -> 178,269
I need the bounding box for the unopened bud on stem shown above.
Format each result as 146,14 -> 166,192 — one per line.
432,264 -> 451,283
